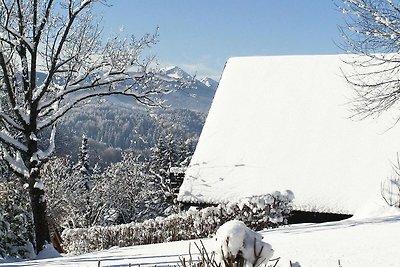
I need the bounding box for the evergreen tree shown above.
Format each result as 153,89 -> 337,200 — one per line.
77,134 -> 91,191
0,179 -> 35,259
150,133 -> 193,212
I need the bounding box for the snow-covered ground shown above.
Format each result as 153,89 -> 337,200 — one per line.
1,205 -> 399,267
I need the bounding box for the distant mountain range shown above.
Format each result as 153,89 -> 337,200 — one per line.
56,66 -> 218,164
108,66 -> 218,113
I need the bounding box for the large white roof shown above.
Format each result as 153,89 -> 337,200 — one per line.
178,54 -> 400,214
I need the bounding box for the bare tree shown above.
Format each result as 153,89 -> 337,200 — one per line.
338,0 -> 400,121
0,0 -> 185,252
381,153 -> 400,208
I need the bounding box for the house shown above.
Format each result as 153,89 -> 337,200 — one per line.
178,55 -> 400,222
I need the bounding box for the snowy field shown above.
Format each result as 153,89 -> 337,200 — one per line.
1,206 -> 399,267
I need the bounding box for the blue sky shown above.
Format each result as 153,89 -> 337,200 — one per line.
95,1 -> 344,80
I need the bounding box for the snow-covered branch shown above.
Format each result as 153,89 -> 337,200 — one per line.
34,0 -> 96,104
0,111 -> 24,131
2,149 -> 29,179
0,25 -> 34,53
0,51 -> 28,127
37,85 -> 165,130
0,130 -> 28,152
35,124 -> 56,161
36,65 -> 184,125
34,0 -> 55,43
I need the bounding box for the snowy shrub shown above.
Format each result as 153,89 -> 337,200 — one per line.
62,190 -> 293,254
42,156 -> 87,228
179,221 -> 275,267
91,151 -> 168,224
220,190 -> 294,230
214,220 -> 274,267
35,243 -> 61,260
0,179 -> 35,259
43,152 -> 167,228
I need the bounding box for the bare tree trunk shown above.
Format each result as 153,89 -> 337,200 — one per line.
28,135 -> 51,253
29,176 -> 51,253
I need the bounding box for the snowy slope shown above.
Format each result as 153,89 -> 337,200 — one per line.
2,210 -> 400,267
178,55 -> 400,214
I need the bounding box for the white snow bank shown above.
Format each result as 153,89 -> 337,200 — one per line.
352,202 -> 400,220
214,220 -> 274,267
2,214 -> 400,266
35,244 -> 61,260
179,54 -> 400,214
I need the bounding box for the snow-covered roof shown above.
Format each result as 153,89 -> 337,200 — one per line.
178,55 -> 400,215
169,166 -> 187,174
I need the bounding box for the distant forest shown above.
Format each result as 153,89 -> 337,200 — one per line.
56,102 -> 206,167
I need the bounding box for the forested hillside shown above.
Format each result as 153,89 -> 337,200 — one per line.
53,65 -> 217,166
56,102 -> 207,166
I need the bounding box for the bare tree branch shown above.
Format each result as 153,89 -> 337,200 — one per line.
338,0 -> 400,121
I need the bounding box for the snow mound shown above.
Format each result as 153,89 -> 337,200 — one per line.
352,202 -> 400,220
35,244 -> 61,260
214,220 -> 274,267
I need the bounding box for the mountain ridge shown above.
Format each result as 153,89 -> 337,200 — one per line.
109,65 -> 218,113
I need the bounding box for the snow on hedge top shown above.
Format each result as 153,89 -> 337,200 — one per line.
178,55 -> 400,214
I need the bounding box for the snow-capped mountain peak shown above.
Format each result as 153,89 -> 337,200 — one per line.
200,77 -> 218,90
162,66 -> 193,80
162,66 -> 218,91
108,65 -> 217,113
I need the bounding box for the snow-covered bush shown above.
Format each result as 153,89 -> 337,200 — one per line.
220,190 -> 294,230
35,243 -> 61,260
179,221 -> 274,267
0,179 -> 35,259
62,190 -> 293,254
43,152 -> 167,228
91,151 -> 168,224
42,156 -> 95,228
214,220 -> 274,267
